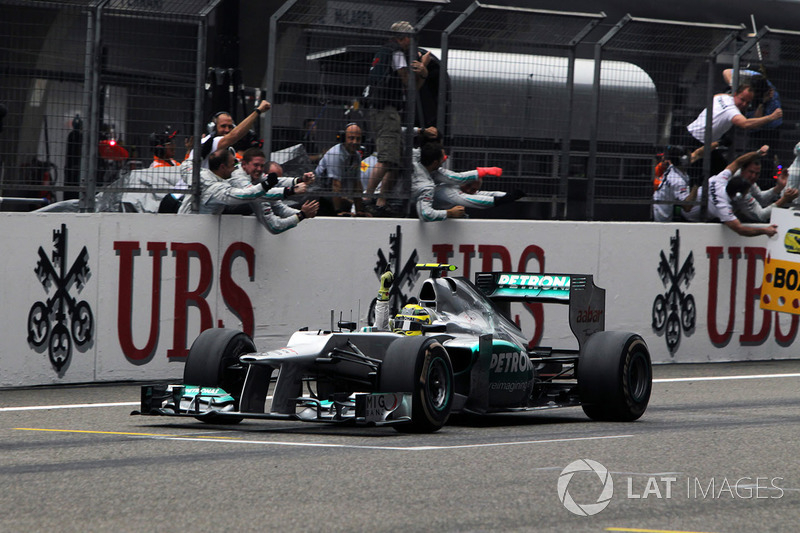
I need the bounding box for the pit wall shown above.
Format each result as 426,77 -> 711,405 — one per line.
2,213 -> 792,388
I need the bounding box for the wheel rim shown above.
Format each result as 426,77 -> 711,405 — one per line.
627,351 -> 650,402
426,356 -> 450,411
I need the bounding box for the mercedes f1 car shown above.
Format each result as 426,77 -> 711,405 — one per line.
135,264 -> 652,432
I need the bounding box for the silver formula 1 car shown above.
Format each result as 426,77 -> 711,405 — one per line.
136,264 -> 652,432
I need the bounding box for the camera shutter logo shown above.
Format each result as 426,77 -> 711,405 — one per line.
557,459 -> 614,516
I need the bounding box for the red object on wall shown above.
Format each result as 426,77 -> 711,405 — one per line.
98,139 -> 129,161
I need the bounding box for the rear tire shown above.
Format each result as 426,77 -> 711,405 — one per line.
183,328 -> 255,424
380,336 -> 454,433
578,331 -> 652,422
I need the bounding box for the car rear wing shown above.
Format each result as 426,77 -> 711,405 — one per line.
475,272 -> 606,349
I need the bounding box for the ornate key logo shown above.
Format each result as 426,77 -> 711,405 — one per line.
28,224 -> 94,372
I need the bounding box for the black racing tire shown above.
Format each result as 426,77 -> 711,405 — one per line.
183,328 -> 255,424
577,331 -> 652,422
380,336 -> 454,433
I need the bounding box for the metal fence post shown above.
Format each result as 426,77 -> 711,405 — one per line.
560,14 -> 603,220
266,0 -> 298,156
81,0 -> 108,212
589,15 -> 629,221
439,1 -> 480,140
78,2 -> 98,211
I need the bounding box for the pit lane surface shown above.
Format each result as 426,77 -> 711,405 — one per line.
1,361 -> 799,533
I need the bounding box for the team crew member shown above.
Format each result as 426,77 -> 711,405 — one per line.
411,127 -> 522,213
726,160 -> 798,222
315,123 -> 365,215
412,142 -> 466,221
228,149 -> 319,233
229,150 -> 312,195
363,20 -> 429,216
434,170 -> 523,212
187,100 -> 271,168
687,86 -> 783,144
652,146 -> 697,222
149,126 -> 179,167
148,125 -> 187,212
730,176 -> 797,222
722,68 -> 782,130
686,85 -> 783,176
178,149 -> 276,214
704,145 -> 779,237
412,142 -> 522,221
782,141 -> 800,207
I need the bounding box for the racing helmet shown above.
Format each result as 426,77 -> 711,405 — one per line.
392,304 -> 436,336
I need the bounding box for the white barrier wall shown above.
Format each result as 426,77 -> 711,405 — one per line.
1,213 -> 795,388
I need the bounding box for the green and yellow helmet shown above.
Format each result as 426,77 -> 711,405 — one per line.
392,304 -> 434,336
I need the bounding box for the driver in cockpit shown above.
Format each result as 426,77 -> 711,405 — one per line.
374,269 -> 438,335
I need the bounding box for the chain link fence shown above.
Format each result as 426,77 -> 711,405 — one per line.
589,16 -> 745,220
434,3 -> 604,219
733,26 -> 800,187
1,0 -> 89,210
0,0 -> 218,212
265,0 -> 447,216
4,0 -> 800,220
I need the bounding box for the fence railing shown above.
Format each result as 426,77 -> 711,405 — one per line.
0,0 -> 218,212
2,0 -> 800,221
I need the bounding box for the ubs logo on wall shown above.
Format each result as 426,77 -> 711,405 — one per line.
653,230 -> 696,354
27,224 -> 94,373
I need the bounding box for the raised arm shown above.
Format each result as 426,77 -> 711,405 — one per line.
726,145 -> 769,174
215,100 -> 271,152
731,109 -> 782,130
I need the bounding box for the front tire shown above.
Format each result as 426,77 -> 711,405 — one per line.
380,336 -> 454,433
578,331 -> 652,422
183,328 -> 255,424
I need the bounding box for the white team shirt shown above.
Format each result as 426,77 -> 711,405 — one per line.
392,50 -> 407,72
652,165 -> 691,222
687,93 -> 743,143
186,135 -> 223,169
706,169 -> 737,222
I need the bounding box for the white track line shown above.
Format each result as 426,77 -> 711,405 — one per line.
0,401 -> 138,412
141,433 -> 634,451
653,373 -> 800,383
2,372 -> 798,413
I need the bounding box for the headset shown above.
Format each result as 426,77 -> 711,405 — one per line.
336,122 -> 362,143
207,111 -> 234,137
666,145 -> 690,168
